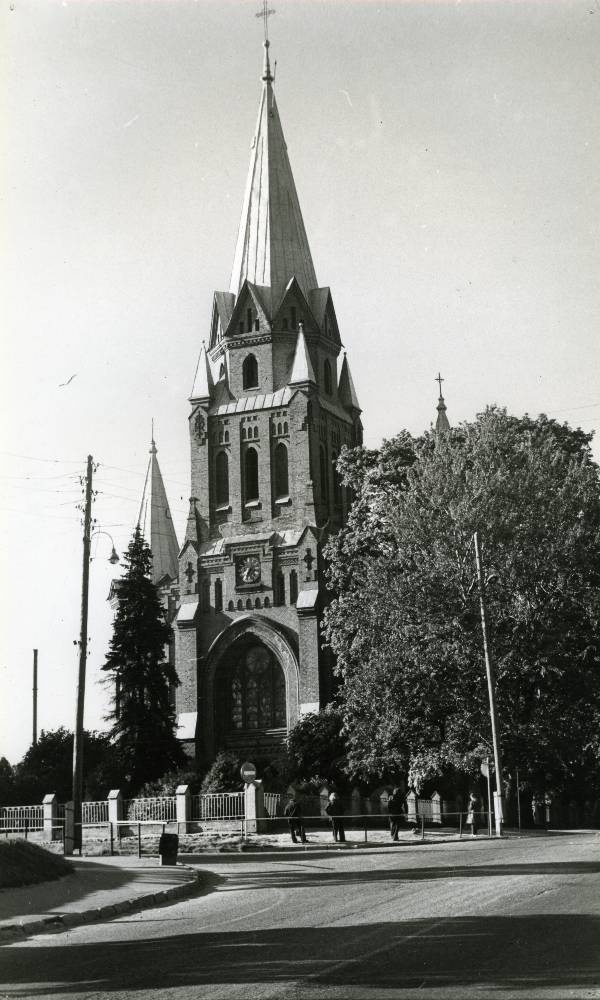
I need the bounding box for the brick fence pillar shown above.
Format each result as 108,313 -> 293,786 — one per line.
176,785 -> 191,833
431,791 -> 442,825
244,780 -> 266,834
42,793 -> 58,841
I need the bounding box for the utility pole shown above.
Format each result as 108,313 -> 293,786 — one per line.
72,455 -> 94,855
32,649 -> 38,746
473,530 -> 504,836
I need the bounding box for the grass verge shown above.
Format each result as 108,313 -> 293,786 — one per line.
0,839 -> 73,889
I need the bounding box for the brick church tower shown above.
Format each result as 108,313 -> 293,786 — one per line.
172,39 -> 362,764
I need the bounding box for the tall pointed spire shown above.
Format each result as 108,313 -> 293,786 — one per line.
140,434 -> 180,585
229,42 -> 318,312
435,373 -> 451,434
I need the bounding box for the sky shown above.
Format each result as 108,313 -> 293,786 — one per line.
2,0 -> 599,767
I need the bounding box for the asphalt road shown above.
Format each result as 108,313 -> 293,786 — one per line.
1,833 -> 599,1000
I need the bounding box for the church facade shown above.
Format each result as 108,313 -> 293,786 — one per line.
155,41 -> 363,766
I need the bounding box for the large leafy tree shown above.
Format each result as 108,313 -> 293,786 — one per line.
324,408 -> 600,797
6,728 -> 118,804
103,527 -> 184,791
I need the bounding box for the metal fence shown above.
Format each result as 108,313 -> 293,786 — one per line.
82,801 -> 108,824
191,792 -> 245,821
124,796 -> 176,822
264,792 -> 282,817
0,804 -> 43,833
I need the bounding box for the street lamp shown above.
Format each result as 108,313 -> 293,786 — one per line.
69,458 -> 120,856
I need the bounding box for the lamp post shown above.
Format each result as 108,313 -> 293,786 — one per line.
68,454 -> 119,856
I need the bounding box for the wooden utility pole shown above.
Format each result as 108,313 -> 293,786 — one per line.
473,530 -> 504,836
32,649 -> 38,746
72,455 -> 93,854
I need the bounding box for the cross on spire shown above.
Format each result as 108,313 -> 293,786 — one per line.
435,372 -> 444,398
255,0 -> 276,42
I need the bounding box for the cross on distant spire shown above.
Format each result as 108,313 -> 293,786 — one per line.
255,0 -> 276,42
435,372 -> 444,398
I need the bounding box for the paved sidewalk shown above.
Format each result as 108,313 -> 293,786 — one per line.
0,856 -> 202,943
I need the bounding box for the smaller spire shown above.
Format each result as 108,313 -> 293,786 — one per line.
338,353 -> 361,411
190,341 -> 213,402
289,322 -> 316,385
435,372 -> 451,434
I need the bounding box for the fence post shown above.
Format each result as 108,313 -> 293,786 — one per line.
431,792 -> 442,826
176,785 -> 191,834
421,815 -> 425,841
109,822 -> 114,856
406,790 -> 417,825
244,780 -> 266,834
108,789 -> 123,843
137,823 -> 142,859
351,787 -> 362,817
319,786 -> 330,817
42,793 -> 58,842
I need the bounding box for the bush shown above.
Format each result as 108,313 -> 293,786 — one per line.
200,752 -> 243,793
0,840 -> 73,889
287,707 -> 348,786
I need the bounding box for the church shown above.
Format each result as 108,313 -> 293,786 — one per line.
138,37 -> 364,768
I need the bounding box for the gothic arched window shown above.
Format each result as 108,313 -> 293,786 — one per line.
242,354 -> 258,389
274,442 -> 289,499
215,451 -> 229,507
219,644 -> 286,733
289,570 -> 298,605
320,445 -> 329,503
332,450 -> 342,507
244,447 -> 259,503
324,359 -> 333,395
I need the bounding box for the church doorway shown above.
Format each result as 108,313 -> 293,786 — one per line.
215,638 -> 287,753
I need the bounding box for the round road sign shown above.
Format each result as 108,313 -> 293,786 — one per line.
240,761 -> 257,782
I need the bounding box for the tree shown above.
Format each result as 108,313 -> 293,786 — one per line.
102,527 -> 184,791
286,707 -> 348,786
324,408 -> 600,798
8,728 -> 118,804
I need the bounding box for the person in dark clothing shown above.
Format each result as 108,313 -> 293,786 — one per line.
284,798 -> 306,844
387,787 -> 405,841
325,792 -> 346,842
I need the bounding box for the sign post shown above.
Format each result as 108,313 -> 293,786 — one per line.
481,758 -> 492,836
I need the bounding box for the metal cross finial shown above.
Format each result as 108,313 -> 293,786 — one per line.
255,0 -> 276,42
435,372 -> 444,398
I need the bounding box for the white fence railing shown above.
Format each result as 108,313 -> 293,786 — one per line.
264,792 -> 282,817
191,792 -> 244,821
125,797 -> 176,822
82,800 -> 109,824
0,804 -> 43,832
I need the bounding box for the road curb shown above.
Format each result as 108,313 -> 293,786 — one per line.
0,866 -> 204,944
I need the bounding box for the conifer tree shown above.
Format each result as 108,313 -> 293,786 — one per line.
103,527 -> 184,790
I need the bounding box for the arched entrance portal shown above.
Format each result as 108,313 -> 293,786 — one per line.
206,617 -> 299,757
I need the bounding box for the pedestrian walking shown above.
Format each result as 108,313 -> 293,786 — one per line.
284,797 -> 306,844
466,791 -> 480,837
387,787 -> 405,842
325,792 -> 346,842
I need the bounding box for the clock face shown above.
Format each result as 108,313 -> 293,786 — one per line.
237,555 -> 261,586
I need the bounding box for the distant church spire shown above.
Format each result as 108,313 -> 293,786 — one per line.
229,31 -> 318,312
139,431 -> 180,585
435,372 -> 451,434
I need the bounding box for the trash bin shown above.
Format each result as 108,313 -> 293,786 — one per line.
158,832 -> 179,866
